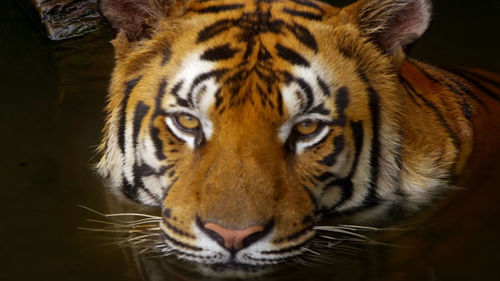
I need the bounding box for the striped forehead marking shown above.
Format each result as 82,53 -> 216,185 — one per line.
167,2 -> 329,112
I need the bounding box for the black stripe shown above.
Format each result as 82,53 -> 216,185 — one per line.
194,4 -> 244,13
296,77 -> 314,111
197,19 -> 233,43
161,45 -> 171,66
338,45 -> 355,58
407,62 -> 473,119
131,152 -> 162,204
277,89 -> 284,115
333,86 -> 349,126
317,77 -> 330,96
290,0 -> 324,12
175,97 -> 190,108
155,79 -> 168,113
444,68 -> 500,102
162,177 -> 178,201
122,173 -> 159,204
442,81 -> 472,120
445,73 -> 487,108
170,80 -> 183,97
401,78 -> 460,151
163,208 -> 171,218
137,183 -> 161,204
135,163 -> 156,177
151,124 -> 167,160
302,184 -> 320,215
358,72 -> 381,207
322,178 -> 353,211
257,84 -> 268,107
314,171 -> 336,182
408,61 -> 440,83
273,225 -> 313,243
162,164 -> 175,174
317,135 -> 344,166
168,170 -> 176,178
308,103 -> 330,115
286,23 -> 318,52
275,43 -> 310,67
243,37 -> 257,61
403,79 -> 422,106
456,68 -> 500,89
214,88 -> 223,109
118,76 -> 142,153
262,238 -> 312,255
349,121 -> 364,179
257,44 -> 272,61
152,80 -> 168,160
201,43 -> 239,61
135,163 -> 170,177
187,69 -> 228,106
323,121 -> 363,211
161,232 -> 203,251
133,101 -> 150,147
410,62 -> 487,107
282,8 -> 322,21
122,177 -> 138,199
335,87 -> 350,112
162,218 -> 195,238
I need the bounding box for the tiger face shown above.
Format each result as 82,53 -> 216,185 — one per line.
99,0 -> 436,269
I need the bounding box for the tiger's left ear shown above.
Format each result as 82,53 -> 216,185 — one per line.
99,0 -> 186,42
344,0 -> 432,53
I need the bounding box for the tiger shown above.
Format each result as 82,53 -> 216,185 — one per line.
97,0 -> 500,273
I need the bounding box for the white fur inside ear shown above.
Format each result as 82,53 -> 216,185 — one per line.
356,0 -> 432,51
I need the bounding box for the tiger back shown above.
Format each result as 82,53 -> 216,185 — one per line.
97,0 -> 500,272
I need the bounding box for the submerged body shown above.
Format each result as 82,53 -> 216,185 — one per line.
97,0 -> 500,271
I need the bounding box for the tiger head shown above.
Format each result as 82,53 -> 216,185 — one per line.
98,0 -> 434,270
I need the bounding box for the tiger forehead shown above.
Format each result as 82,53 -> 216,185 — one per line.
160,0 -> 338,117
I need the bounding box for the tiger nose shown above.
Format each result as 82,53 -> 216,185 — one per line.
203,223 -> 265,250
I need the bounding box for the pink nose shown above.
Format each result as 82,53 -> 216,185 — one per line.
204,223 -> 264,250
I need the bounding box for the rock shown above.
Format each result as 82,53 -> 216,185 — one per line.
17,0 -> 107,40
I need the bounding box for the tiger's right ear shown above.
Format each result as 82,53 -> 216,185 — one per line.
342,0 -> 432,53
99,0 -> 184,42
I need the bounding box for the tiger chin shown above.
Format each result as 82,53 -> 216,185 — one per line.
96,0 -> 500,275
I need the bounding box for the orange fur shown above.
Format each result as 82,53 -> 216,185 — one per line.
98,0 -> 500,268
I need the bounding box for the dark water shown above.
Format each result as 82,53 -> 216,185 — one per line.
1,0 -> 500,280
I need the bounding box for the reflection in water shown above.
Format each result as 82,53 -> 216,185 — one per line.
2,0 -> 500,280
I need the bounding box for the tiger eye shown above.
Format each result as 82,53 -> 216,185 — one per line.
176,114 -> 200,130
296,121 -> 320,136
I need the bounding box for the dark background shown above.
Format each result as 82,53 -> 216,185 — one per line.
1,0 -> 499,280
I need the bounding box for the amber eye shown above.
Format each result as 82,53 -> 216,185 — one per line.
295,120 -> 320,136
174,114 -> 200,132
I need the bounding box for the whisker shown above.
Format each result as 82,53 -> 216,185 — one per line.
317,234 -> 394,247
336,224 -> 422,232
314,226 -> 371,240
335,224 -> 381,231
86,219 -> 161,228
78,227 -> 148,233
78,205 -> 161,219
79,205 -> 173,259
124,233 -> 159,242
301,247 -> 321,256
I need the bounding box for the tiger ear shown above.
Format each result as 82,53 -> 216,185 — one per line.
344,0 -> 432,53
99,0 -> 182,42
